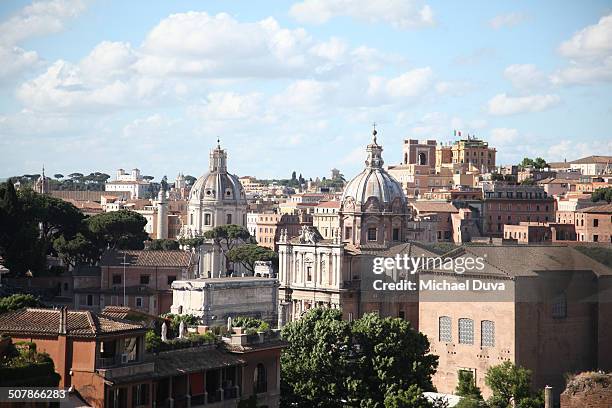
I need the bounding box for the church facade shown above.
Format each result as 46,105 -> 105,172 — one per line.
180,142 -> 249,277
277,129 -> 425,325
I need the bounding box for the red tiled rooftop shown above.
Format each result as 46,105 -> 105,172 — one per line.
100,250 -> 195,267
0,308 -> 146,338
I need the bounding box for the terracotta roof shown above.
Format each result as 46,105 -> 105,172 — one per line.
101,306 -> 169,322
571,155 -> 612,164
410,201 -> 459,213
548,162 -> 570,168
448,246 -> 612,278
0,308 -> 146,338
579,203 -> 612,214
100,250 -> 195,268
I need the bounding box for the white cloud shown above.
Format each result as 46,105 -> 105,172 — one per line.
289,0 -> 434,29
272,80 -> 335,113
489,12 -> 528,30
135,13 -> 324,78
504,64 -> 547,89
122,114 -> 181,142
553,13 -> 612,85
0,0 -> 86,79
0,108 -> 77,137
435,80 -> 473,96
80,41 -> 137,82
489,128 -> 518,145
0,46 -> 40,79
16,59 -> 167,112
559,14 -> 612,59
0,0 -> 86,45
547,139 -> 612,162
550,57 -> 612,85
401,112 -> 486,140
368,67 -> 433,100
487,93 -> 560,115
195,92 -> 266,121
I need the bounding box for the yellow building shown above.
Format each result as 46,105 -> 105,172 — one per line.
449,137 -> 496,173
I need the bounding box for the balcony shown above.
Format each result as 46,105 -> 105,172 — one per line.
96,356 -> 154,380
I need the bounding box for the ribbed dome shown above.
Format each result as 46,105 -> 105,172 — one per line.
341,168 -> 405,205
341,129 -> 406,208
188,143 -> 246,206
188,171 -> 246,205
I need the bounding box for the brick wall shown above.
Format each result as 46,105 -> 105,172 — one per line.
560,372 -> 612,408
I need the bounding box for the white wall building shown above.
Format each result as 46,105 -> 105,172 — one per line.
180,141 -> 249,277
170,277 -> 279,326
105,168 -> 150,199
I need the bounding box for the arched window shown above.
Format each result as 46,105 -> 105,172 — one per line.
418,152 -> 427,165
254,363 -> 267,393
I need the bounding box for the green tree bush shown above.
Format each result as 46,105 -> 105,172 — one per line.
280,309 -> 438,408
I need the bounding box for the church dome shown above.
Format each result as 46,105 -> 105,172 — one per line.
341,129 -> 406,209
188,142 -> 246,206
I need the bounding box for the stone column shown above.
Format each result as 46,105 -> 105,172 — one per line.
544,386 -> 553,408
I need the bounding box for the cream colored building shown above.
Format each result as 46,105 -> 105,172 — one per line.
179,142 -> 249,278
170,277 -> 279,326
278,129 -> 431,323
312,201 -> 341,240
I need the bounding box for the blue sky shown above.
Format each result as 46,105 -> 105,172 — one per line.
0,0 -> 611,181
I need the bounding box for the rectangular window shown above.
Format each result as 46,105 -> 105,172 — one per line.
481,320 -> 495,347
367,228 -> 377,241
392,228 -> 400,241
439,316 -> 452,342
345,227 -> 352,239
594,219 -> 599,227
227,214 -> 232,224
552,293 -> 567,318
87,294 -> 93,306
136,297 -> 143,308
167,275 -> 177,286
204,213 -> 211,225
458,318 -> 474,344
132,384 -> 149,406
112,274 -> 122,285
140,275 -> 150,285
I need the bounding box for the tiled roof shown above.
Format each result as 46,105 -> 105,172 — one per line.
579,203 -> 612,214
100,250 -> 195,268
410,201 -> 459,213
101,306 -> 169,322
570,155 -> 612,164
0,308 -> 146,338
451,246 -> 612,277
152,346 -> 245,376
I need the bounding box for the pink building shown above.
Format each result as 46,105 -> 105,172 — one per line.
74,250 -> 198,315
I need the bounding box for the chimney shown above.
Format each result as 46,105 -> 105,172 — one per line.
59,307 -> 67,335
